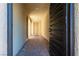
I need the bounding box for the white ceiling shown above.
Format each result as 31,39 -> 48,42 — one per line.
24,3 -> 49,22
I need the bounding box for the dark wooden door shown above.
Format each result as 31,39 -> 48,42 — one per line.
49,3 -> 66,56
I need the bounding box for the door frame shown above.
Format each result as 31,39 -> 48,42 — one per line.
66,3 -> 74,56
7,3 -> 13,56
70,3 -> 74,56
66,3 -> 70,56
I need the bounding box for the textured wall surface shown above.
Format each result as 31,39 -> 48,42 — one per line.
0,3 -> 7,55
49,3 -> 66,56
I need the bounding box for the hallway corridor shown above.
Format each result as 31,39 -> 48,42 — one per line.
16,36 -> 49,56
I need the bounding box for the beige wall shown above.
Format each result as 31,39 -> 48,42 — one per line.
27,4 -> 49,40
13,4 -> 27,55
41,13 -> 49,40
28,10 -> 49,40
